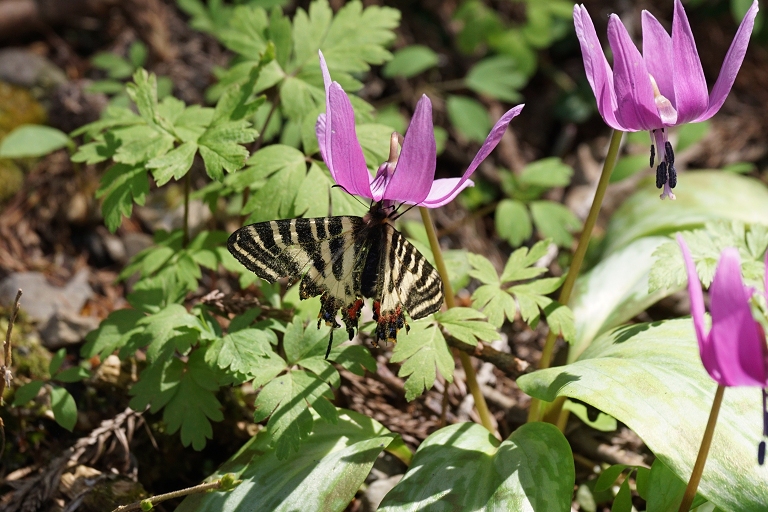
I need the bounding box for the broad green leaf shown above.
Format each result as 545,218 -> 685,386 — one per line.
50,387 -> 77,431
495,199 -> 532,247
382,45 -> 439,78
146,141 -> 197,186
519,157 -> 573,188
0,125 -> 71,158
594,464 -> 628,492
562,400 -> 617,432
446,95 -> 491,144
610,154 -> 648,183
390,320 -> 454,401
12,380 -> 44,406
612,478 -> 632,512
569,236 -> 676,361
241,145 -> 306,222
49,348 -> 66,375
644,458 -> 707,511
253,369 -> 337,459
176,409 -> 396,512
465,55 -> 526,102
137,304 -> 203,362
210,328 -> 279,377
55,367 -> 90,383
198,120 -> 258,181
530,200 -> 581,247
82,308 -> 145,359
379,422 -> 574,512
435,308 -> 498,346
517,319 -> 768,511
602,171 -> 768,255
293,162 -> 331,217
282,317 -> 332,364
356,123 -> 396,170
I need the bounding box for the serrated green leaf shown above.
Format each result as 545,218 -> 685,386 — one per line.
542,300 -> 575,343
50,386 -> 77,431
327,344 -> 377,376
280,74 -> 321,122
217,5 -> 270,56
283,317 -> 332,364
500,239 -> 551,283
82,308 -> 145,359
12,380 -> 44,406
71,104 -> 141,138
112,124 -> 175,165
471,284 -> 517,328
530,200 -> 581,247
71,132 -> 121,164
137,304 -> 203,362
465,56 -> 525,102
495,198 -> 532,247
293,162 -> 331,217
241,145 -> 306,221
212,328 -> 279,376
382,45 -> 439,78
198,120 -> 257,180
355,123 -> 395,170
467,252 -> 500,285
146,141 -> 198,185
390,321 -> 454,401
519,157 -> 573,188
0,125 -> 71,158
435,308 -> 498,346
446,95 -> 491,144
126,69 -> 159,123
253,369 -> 337,459
213,59 -> 269,123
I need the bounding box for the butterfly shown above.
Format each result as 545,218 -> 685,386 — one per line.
227,200 -> 444,358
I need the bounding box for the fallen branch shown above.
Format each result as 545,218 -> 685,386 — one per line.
112,474 -> 241,512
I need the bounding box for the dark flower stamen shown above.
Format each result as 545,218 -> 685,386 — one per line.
650,143 -> 656,168
656,161 -> 667,189
761,389 -> 768,465
664,141 -> 675,165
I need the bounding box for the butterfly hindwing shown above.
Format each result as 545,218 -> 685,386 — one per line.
368,224 -> 444,343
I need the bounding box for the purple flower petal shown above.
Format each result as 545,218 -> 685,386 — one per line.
318,51 -> 372,199
419,105 -> 524,207
697,0 -> 759,121
315,113 -> 328,164
607,14 -> 663,130
678,235 -> 710,358
419,178 -> 474,208
709,247 -> 767,386
573,5 -> 624,131
671,0 -> 709,123
382,95 -> 436,204
641,10 -> 675,109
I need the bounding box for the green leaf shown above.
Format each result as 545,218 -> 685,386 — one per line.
50,386 -> 77,431
379,422 -> 574,511
446,95 -> 491,144
470,282 -> 517,329
240,145 -> 306,221
128,41 -> 148,68
435,308 -> 498,346
612,478 -> 633,512
570,236 -> 677,362
465,56 -> 526,102
500,239 -> 550,282
198,120 -> 258,181
390,320 -> 454,401
530,200 -> 581,247
146,141 -> 198,186
676,120 -> 711,153
283,317 -> 333,364
594,464 -> 628,492
518,157 -> 573,188
175,409 -> 396,512
126,69 -> 159,123
645,458 -> 707,511
12,380 -> 44,406
82,309 -> 145,359
517,319 -> 768,512
137,304 -> 203,362
495,199 -> 532,247
49,348 -> 66,375
602,171 -> 768,255
610,154 -> 648,183
91,52 -> 134,79
55,367 -> 90,383
253,369 -> 337,459
0,125 -> 71,158
217,5 -> 270,57
562,400 -> 617,432
382,45 -> 439,78
212,328 -> 281,377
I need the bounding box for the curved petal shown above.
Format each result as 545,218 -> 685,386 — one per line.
318,51 -> 372,199
420,105 -> 524,208
709,247 -> 767,386
573,5 -> 624,130
383,95 -> 436,204
671,0 -> 709,123
315,113 -> 328,163
418,178 -> 474,207
641,10 -> 675,108
696,0 -> 759,121
677,234 -> 709,352
607,14 -> 663,130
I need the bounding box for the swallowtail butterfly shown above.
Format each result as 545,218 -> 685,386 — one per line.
227,201 -> 444,358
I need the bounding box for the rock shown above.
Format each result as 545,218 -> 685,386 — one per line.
0,48 -> 67,91
0,269 -> 93,324
359,474 -> 402,512
40,310 -> 100,349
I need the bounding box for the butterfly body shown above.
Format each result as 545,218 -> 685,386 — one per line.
227,201 -> 444,357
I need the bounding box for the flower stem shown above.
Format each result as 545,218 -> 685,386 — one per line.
678,384 -> 725,511
527,129 -> 624,423
182,171 -> 190,248
419,207 -> 496,435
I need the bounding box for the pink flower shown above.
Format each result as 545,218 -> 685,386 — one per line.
574,1 -> 759,199
315,50 -> 524,208
677,234 -> 768,463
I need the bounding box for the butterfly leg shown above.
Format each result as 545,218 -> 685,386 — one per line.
317,292 -> 342,359
341,298 -> 364,340
372,301 -> 408,347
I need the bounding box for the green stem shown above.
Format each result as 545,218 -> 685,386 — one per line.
182,171 -> 190,248
527,129 -> 624,423
678,384 -> 725,511
419,207 -> 496,435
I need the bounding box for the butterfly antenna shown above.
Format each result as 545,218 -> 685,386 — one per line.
331,184 -> 368,208
391,203 -> 419,221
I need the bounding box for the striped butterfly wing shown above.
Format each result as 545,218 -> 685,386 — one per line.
368,224 -> 444,344
227,216 -> 372,351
